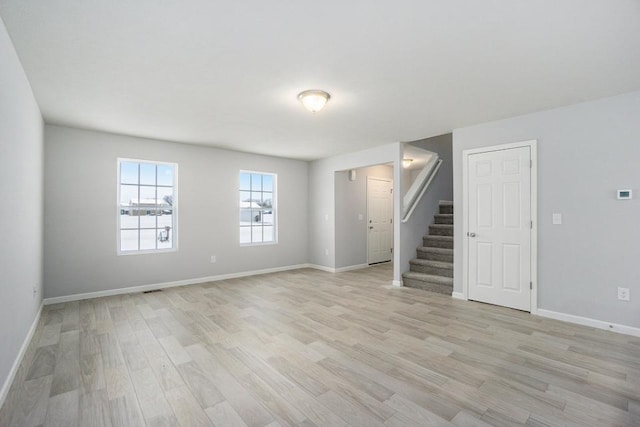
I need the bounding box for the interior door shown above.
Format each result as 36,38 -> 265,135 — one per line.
367,177 -> 393,264
468,146 -> 532,311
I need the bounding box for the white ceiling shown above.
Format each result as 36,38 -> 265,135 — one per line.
1,1 -> 639,160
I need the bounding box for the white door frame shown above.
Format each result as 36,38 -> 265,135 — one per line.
366,176 -> 393,265
461,140 -> 538,314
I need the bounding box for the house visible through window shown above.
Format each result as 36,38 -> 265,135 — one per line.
118,159 -> 177,253
240,171 -> 276,244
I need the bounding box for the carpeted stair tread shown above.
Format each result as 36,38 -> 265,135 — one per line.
439,201 -> 454,215
416,246 -> 453,262
409,259 -> 453,268
416,247 -> 453,255
403,280 -> 453,294
434,214 -> 453,224
423,235 -> 453,241
429,224 -> 453,230
409,258 -> 453,277
423,235 -> 454,249
402,272 -> 453,286
428,224 -> 454,236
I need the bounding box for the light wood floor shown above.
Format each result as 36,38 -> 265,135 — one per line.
1,264 -> 639,427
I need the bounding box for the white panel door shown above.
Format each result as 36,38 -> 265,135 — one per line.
367,177 -> 393,264
468,146 -> 532,311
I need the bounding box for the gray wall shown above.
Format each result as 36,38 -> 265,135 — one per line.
0,18 -> 44,396
453,91 -> 640,328
335,164 -> 394,269
44,125 -> 308,298
399,134 -> 453,275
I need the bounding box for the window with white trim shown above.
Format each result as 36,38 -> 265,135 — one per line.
118,159 -> 177,254
239,171 -> 276,244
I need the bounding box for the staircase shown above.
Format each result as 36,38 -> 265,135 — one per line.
402,201 -> 453,295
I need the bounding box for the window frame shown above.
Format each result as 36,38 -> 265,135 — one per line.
116,158 -> 179,255
239,170 -> 278,246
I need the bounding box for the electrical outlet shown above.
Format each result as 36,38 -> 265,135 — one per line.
617,287 -> 630,301
358,214 -> 363,221
32,285 -> 38,298
325,249 -> 329,256
210,255 -> 217,263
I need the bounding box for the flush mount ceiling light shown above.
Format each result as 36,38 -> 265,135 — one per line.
403,158 -> 414,168
297,90 -> 331,113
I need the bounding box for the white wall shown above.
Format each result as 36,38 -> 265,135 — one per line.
453,91 -> 640,329
0,18 -> 44,401
399,134 -> 453,275
308,143 -> 402,281
44,125 -> 308,298
335,164 -> 394,269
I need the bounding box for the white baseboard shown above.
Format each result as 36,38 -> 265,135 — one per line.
44,263 -> 383,305
307,263 -> 371,273
334,264 -> 369,273
452,291 -> 465,300
536,309 -> 640,338
43,264 -> 310,305
307,264 -> 336,273
392,279 -> 403,287
0,303 -> 43,408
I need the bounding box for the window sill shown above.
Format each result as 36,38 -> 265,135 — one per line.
117,248 -> 177,256
240,241 -> 278,247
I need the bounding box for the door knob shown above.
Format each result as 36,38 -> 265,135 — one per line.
468,232 -> 476,237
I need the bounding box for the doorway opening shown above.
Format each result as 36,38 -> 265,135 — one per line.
334,163 -> 394,274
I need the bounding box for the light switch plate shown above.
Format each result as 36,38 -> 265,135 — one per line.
618,287 -> 630,301
552,213 -> 562,225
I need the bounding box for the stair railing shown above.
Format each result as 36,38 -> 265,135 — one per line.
401,155 -> 443,223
